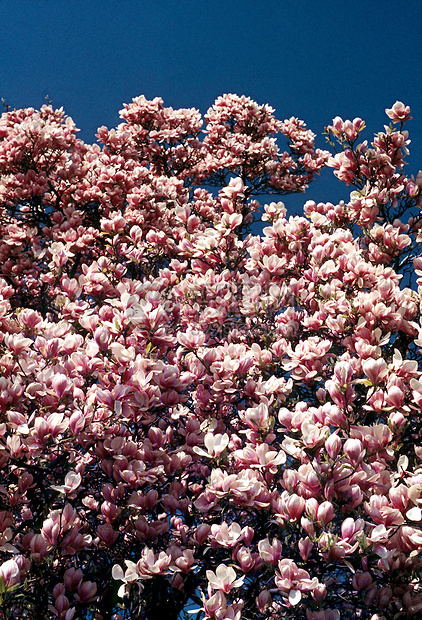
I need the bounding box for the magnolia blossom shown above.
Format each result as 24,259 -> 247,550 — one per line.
385,101 -> 412,122
51,471 -> 82,495
193,432 -> 230,458
0,558 -> 20,587
275,558 -> 319,605
112,560 -> 140,598
206,564 -> 245,593
210,521 -> 246,548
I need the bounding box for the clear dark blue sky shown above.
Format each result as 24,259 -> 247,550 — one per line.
1,0 -> 421,212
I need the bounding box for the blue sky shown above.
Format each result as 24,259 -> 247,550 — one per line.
0,0 -> 421,213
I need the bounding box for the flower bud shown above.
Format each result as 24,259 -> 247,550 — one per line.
312,583 -> 327,604
193,524 -> 210,545
298,537 -> 313,561
256,590 -> 272,613
343,438 -> 364,464
352,571 -> 373,591
325,433 -> 342,459
317,501 -> 335,526
286,494 -> 305,520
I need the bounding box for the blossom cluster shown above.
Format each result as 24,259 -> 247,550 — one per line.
0,96 -> 420,619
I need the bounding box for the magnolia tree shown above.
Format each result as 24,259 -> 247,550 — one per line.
0,93 -> 421,620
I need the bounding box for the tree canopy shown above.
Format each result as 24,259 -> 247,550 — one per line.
0,95 -> 420,619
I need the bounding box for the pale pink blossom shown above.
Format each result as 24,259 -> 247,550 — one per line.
112,560 -> 140,598
258,537 -> 282,565
0,558 -> 19,587
51,471 -> 82,495
385,101 -> 412,122
275,558 -> 319,604
210,522 -> 246,548
206,564 -> 245,593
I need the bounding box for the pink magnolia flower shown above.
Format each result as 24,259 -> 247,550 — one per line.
112,560 -> 140,598
29,534 -> 49,562
51,471 -> 82,495
193,432 -> 230,458
343,438 -> 365,464
206,564 -> 245,593
385,101 -> 412,122
233,443 -> 286,472
275,558 -> 319,605
203,590 -> 227,616
74,581 -> 97,604
136,547 -> 172,579
0,558 -> 19,587
325,432 -> 342,459
258,537 -> 282,565
210,522 -> 245,548
362,358 -> 388,385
